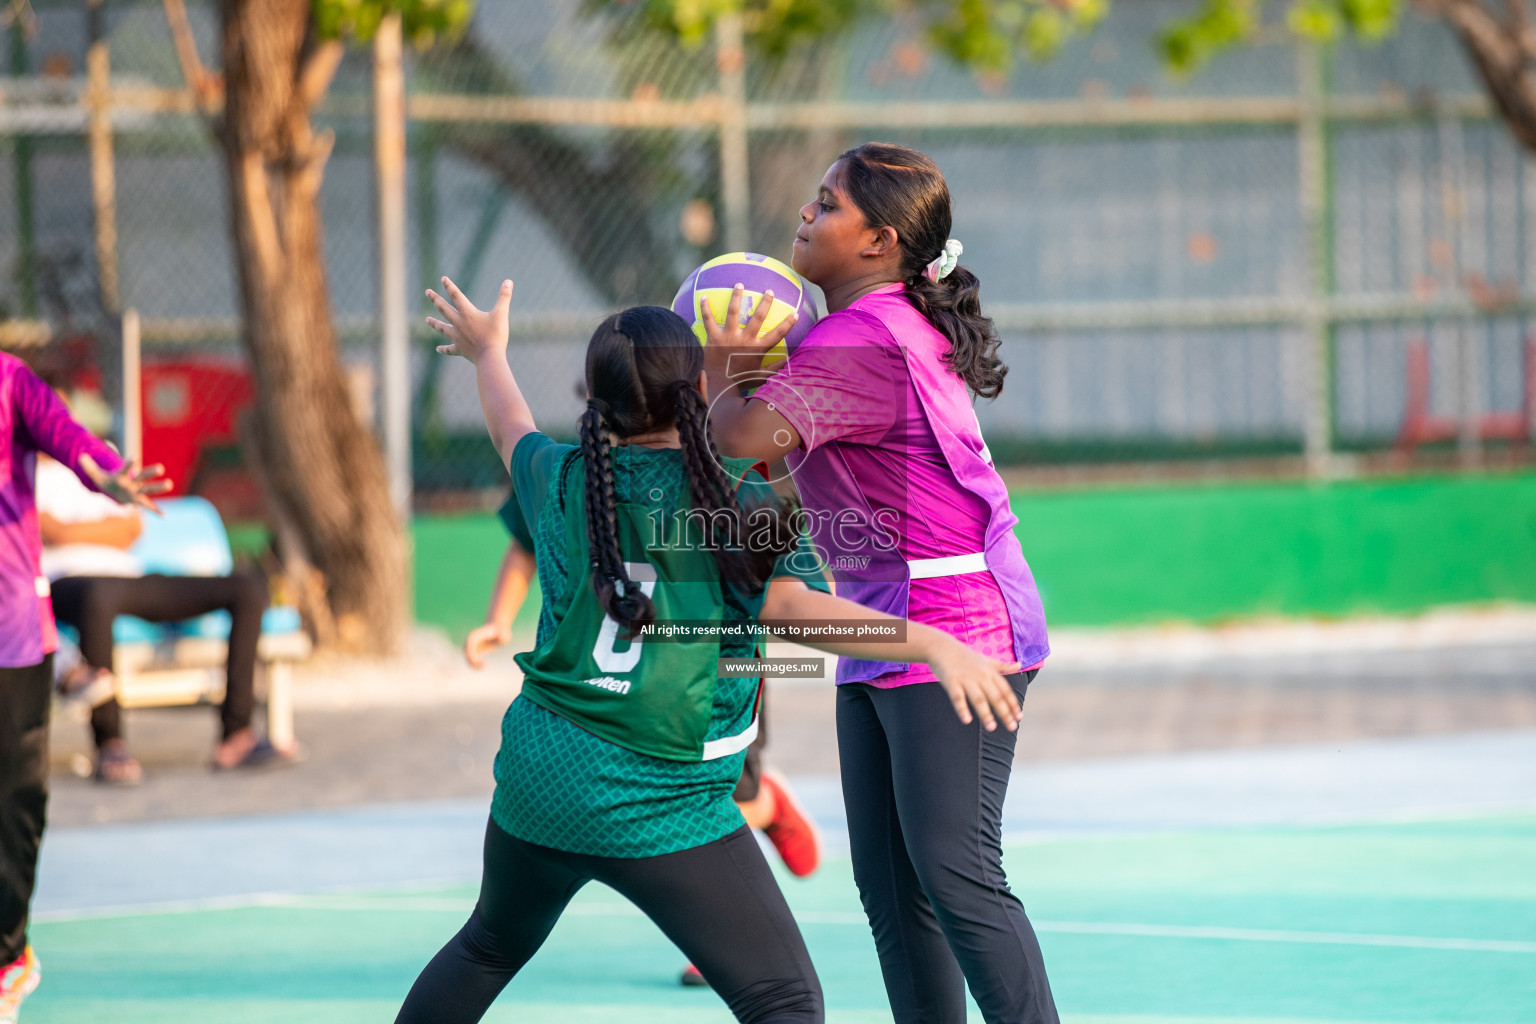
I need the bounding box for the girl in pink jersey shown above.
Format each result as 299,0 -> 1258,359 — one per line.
703,143 -> 1058,1024
0,353 -> 168,1021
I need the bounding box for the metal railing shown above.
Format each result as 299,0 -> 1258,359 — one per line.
2,6 -> 1533,484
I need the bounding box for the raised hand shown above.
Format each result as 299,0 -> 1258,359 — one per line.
79,453 -> 173,515
927,639 -> 1023,732
699,284 -> 799,355
426,277 -> 513,363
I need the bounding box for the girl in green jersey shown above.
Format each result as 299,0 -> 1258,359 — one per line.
396,278 -> 1024,1024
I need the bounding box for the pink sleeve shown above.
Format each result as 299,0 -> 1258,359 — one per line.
13,365 -> 125,491
749,310 -> 904,451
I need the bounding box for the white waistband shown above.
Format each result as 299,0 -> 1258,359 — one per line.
701,716 -> 759,761
35,576 -> 50,598
907,552 -> 987,580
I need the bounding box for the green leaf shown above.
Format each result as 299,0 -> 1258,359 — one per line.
577,0 -> 1405,78
1156,0 -> 1256,75
1287,0 -> 1342,41
311,0 -> 475,47
1023,7 -> 1067,59
1340,0 -> 1400,40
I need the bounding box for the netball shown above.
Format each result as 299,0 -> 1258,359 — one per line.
671,252 -> 819,370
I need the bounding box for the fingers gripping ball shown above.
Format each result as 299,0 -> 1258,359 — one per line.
671,252 -> 819,370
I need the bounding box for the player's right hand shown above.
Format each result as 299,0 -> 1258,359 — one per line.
699,284 -> 799,354
927,638 -> 1023,732
81,454 -> 173,515
463,622 -> 512,669
427,277 -> 512,363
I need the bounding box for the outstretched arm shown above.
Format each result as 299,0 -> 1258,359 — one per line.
425,277 -> 535,470
13,368 -> 171,512
760,576 -> 1023,732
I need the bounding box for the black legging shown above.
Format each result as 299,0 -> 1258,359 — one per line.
0,657 -> 50,964
396,820 -> 823,1024
49,573 -> 268,747
838,670 -> 1059,1024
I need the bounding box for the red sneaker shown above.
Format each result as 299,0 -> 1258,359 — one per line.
679,963 -> 707,987
0,945 -> 40,1023
760,770 -> 821,877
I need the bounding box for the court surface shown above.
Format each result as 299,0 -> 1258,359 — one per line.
27,730 -> 1536,1023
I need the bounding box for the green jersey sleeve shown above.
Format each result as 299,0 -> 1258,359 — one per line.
495,494 -> 535,550
510,431 -> 577,541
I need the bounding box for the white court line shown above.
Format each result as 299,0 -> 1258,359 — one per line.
1028,920 -> 1536,954
35,894 -> 1536,954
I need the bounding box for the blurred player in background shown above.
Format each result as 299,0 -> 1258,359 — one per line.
0,351 -> 168,1024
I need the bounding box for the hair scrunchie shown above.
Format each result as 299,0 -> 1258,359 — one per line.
923,238 -> 964,283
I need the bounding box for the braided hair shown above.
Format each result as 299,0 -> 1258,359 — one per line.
580,307 -> 796,635
835,142 -> 1008,400
579,395 -> 653,633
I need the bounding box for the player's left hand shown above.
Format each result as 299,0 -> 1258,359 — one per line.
427,277 -> 512,363
927,638 -> 1023,732
80,453 -> 173,515
699,283 -> 799,356
463,622 -> 512,669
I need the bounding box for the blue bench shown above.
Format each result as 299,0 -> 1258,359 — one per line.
60,497 -> 312,748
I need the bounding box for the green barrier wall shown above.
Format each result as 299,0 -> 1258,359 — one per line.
239,472 -> 1536,638
410,510 -> 545,637
1009,471 -> 1536,627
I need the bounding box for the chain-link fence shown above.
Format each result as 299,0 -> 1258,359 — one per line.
2,0 -> 1534,515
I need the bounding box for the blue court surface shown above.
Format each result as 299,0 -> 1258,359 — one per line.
28,731 -> 1536,1023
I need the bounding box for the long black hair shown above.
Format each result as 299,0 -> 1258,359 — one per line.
835,142 -> 1008,399
578,306 -> 795,634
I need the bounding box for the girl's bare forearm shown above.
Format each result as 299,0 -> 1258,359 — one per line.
485,542 -> 534,629
473,352 -> 536,469
761,582 -> 946,663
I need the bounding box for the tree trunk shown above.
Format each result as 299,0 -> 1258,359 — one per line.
220,0 -> 407,652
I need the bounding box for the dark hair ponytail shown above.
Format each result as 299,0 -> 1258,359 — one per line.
836,142 -> 1008,400
578,307 -> 796,636
579,396 -> 656,634
672,383 -> 794,588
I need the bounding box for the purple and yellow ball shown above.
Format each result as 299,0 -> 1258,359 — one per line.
671,252 -> 819,371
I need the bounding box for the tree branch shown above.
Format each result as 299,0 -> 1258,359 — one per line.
162,0 -> 206,86
162,0 -> 224,120
292,126 -> 335,201
1500,0 -> 1536,55
297,37 -> 344,111
1420,0 -> 1536,150
275,37 -> 343,171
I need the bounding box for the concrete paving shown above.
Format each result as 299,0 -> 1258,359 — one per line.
44,634 -> 1536,828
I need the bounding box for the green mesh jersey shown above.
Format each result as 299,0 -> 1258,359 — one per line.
490,432 -> 826,858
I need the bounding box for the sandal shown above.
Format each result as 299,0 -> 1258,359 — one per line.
57,665 -> 116,712
212,737 -> 304,772
94,744 -> 144,786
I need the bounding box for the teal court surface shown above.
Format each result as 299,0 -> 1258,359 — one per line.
28,731 -> 1536,1023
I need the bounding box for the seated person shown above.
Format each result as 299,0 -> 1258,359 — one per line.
36,454 -> 299,783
